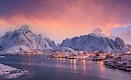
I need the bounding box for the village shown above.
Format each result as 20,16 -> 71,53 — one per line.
11,47 -> 131,73
45,50 -> 131,72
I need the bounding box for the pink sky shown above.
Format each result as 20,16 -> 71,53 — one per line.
0,0 -> 131,44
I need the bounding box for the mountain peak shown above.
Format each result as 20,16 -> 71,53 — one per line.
19,25 -> 30,34
0,25 -> 56,53
89,33 -> 102,38
115,37 -> 125,45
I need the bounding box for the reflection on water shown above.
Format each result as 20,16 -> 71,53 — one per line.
0,55 -> 131,80
70,59 -> 77,70
21,56 -> 35,66
99,62 -> 105,72
87,60 -> 92,70
98,61 -> 105,78
55,58 -> 67,68
82,60 -> 86,70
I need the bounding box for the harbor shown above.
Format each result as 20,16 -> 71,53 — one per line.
45,50 -> 131,73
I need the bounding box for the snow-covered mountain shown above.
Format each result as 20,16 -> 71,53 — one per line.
43,36 -> 56,48
61,33 -> 127,52
0,25 -> 55,53
126,44 -> 131,50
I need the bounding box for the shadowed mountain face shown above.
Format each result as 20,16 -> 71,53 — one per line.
61,33 -> 127,52
0,25 -> 55,53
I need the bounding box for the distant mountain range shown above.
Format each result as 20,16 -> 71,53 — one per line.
61,33 -> 128,52
0,25 -> 55,53
0,25 -> 130,54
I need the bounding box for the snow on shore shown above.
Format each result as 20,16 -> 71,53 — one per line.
0,56 -> 5,58
0,63 -> 29,79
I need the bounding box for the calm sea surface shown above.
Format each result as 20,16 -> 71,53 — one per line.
0,55 -> 130,80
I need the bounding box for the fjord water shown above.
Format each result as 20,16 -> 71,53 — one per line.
0,55 -> 130,80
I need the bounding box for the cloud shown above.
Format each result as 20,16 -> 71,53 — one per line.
91,27 -> 106,37
116,30 -> 131,44
92,27 -> 116,40
108,34 -> 116,40
0,0 -> 131,43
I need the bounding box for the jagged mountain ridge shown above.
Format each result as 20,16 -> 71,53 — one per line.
43,36 -> 56,48
61,33 -> 127,52
0,25 -> 55,53
126,44 -> 131,50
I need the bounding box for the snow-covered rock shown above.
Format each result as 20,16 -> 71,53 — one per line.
0,63 -> 29,79
37,34 -> 56,48
43,36 -> 56,48
126,44 -> 131,50
115,37 -> 126,50
0,25 -> 54,54
61,33 -> 127,52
